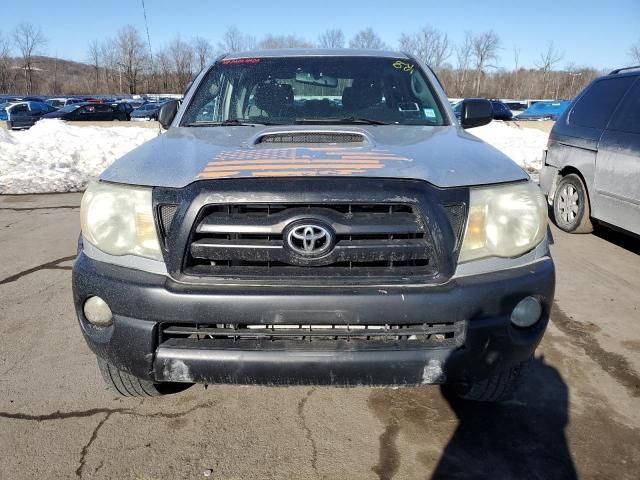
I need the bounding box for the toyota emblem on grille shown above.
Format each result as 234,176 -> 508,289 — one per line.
286,223 -> 333,256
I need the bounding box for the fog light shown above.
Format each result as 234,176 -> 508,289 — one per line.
83,296 -> 113,326
511,296 -> 542,328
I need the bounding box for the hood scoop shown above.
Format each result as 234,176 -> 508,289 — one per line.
255,131 -> 367,145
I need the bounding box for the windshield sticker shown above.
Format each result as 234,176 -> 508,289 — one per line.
423,108 -> 436,118
197,148 -> 411,179
392,60 -> 414,73
221,58 -> 261,65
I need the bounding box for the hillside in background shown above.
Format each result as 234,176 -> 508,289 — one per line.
6,56 -> 99,95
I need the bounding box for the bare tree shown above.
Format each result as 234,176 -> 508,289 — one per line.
536,41 -> 564,98
0,21 -> 610,99
258,34 -> 313,49
429,32 -> 450,70
113,25 -> 148,94
471,30 -> 501,96
13,22 -> 46,94
629,39 -> 640,64
318,28 -> 345,48
169,38 -> 194,92
87,39 -> 100,91
153,48 -> 172,92
511,45 -> 521,98
349,28 -> 388,50
100,41 -> 119,93
0,31 -> 13,93
219,26 -> 256,53
399,26 -> 450,70
192,36 -> 213,71
454,31 -> 473,96
513,46 -> 521,72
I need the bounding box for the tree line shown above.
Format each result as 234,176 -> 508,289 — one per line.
2,22 -> 639,100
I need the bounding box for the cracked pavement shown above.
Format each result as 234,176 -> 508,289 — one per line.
1,193 -> 639,479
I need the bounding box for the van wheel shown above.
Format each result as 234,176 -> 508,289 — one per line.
452,360 -> 529,402
97,357 -> 191,397
553,173 -> 593,233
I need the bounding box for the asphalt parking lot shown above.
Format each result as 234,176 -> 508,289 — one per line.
1,193 -> 639,480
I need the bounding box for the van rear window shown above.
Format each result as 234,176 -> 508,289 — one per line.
569,77 -> 635,129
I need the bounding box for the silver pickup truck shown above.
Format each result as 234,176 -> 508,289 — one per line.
73,49 -> 553,402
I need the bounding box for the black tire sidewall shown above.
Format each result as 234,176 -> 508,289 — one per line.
553,174 -> 588,232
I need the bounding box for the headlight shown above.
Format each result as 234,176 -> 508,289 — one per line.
80,182 -> 162,261
459,181 -> 547,263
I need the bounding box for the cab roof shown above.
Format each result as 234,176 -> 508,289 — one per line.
222,48 -> 410,60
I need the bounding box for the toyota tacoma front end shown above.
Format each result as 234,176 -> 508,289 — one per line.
72,50 -> 554,401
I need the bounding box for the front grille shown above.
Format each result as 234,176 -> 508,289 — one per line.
160,321 -> 466,348
443,203 -> 466,252
184,203 -> 436,278
256,132 -> 365,144
158,204 -> 178,240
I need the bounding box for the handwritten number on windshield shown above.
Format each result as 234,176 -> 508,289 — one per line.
392,60 -> 414,73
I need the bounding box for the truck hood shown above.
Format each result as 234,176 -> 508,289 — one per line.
100,125 -> 528,188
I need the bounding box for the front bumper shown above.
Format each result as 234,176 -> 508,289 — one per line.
72,253 -> 555,386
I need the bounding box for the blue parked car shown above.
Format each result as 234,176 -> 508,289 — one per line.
516,101 -> 571,121
1,101 -> 57,129
0,102 -> 9,121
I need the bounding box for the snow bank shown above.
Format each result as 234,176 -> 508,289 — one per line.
469,121 -> 549,177
0,120 -> 159,194
0,120 -> 549,194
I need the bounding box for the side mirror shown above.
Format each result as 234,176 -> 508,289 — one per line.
460,98 -> 493,129
158,99 -> 180,129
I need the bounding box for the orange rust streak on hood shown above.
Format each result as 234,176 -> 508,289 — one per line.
204,158 -> 389,167
250,169 -> 371,177
202,163 -> 384,172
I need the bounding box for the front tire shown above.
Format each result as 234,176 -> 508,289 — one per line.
553,173 -> 593,233
97,357 -> 191,397
452,360 -> 529,402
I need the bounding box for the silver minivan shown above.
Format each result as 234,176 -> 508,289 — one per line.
541,67 -> 640,235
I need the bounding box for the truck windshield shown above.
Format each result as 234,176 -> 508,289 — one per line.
181,56 -> 447,127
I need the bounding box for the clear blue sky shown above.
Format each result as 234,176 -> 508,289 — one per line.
3,0 -> 639,70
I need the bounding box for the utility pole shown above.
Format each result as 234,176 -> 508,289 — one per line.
53,53 -> 58,94
569,72 -> 582,98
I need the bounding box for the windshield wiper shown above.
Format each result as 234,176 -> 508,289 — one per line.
338,116 -> 392,125
296,117 -> 391,125
185,119 -> 261,127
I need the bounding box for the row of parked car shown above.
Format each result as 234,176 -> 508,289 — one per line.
451,98 -> 572,122
0,96 -> 172,129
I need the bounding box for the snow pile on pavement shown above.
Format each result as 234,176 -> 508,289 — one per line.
0,120 -> 549,194
469,121 -> 549,176
0,120 -> 159,194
